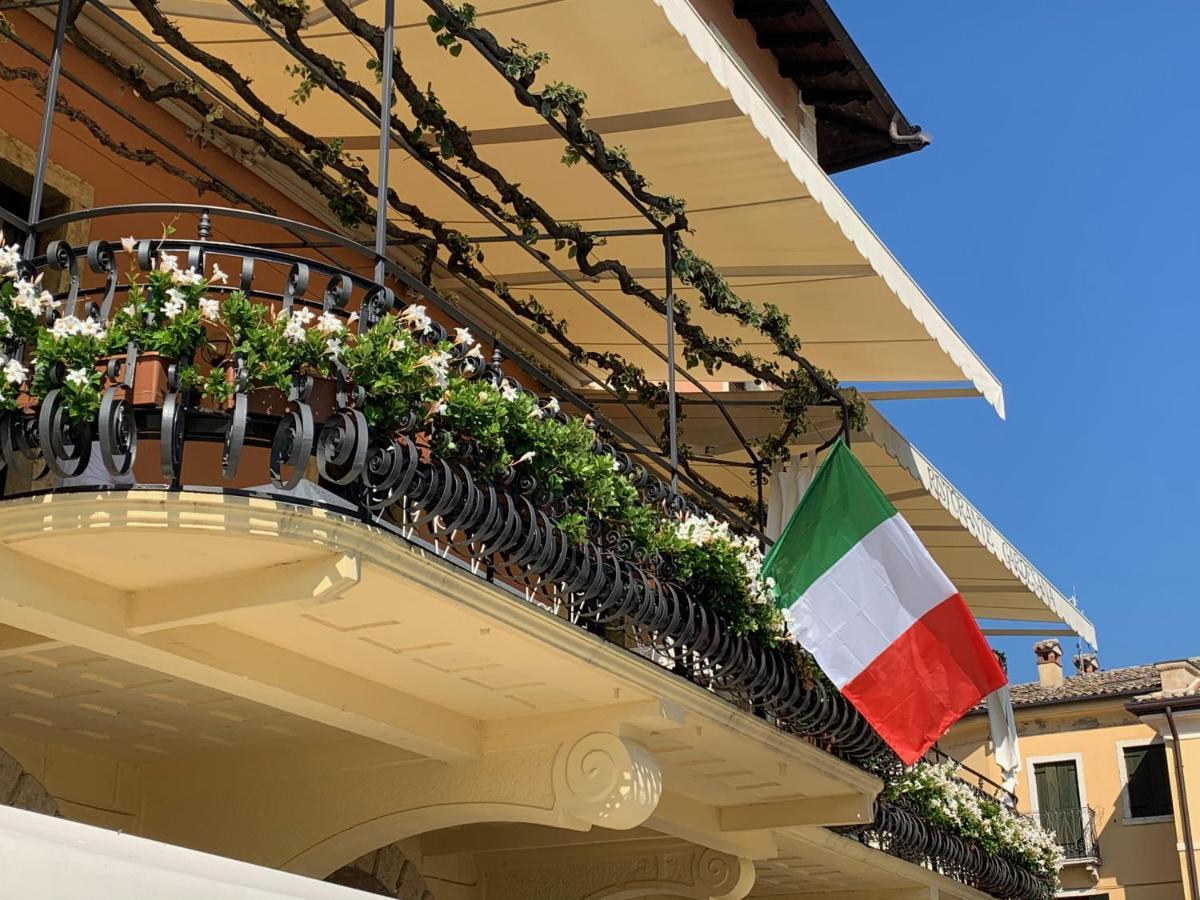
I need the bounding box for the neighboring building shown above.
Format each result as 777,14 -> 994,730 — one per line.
944,642 -> 1200,900
0,0 -> 1094,898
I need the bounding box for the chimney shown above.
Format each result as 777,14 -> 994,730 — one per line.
1034,639 -> 1064,687
1156,659 -> 1200,695
1074,652 -> 1099,675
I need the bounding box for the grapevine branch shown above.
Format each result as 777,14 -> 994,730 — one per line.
0,59 -> 259,210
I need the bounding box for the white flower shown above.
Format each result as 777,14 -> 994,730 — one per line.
388,337 -> 408,352
209,263 -> 228,284
199,297 -> 221,320
159,253 -> 202,286
13,276 -> 56,315
0,238 -> 22,278
50,314 -> 107,341
464,343 -> 484,360
2,357 -> 27,386
544,397 -> 560,415
417,349 -> 452,386
610,456 -> 621,472
174,267 -> 204,286
280,307 -> 315,344
315,311 -> 345,334
512,451 -> 536,466
0,311 -> 10,337
529,405 -> 545,420
120,236 -> 137,254
453,327 -> 473,346
399,304 -> 432,333
499,381 -> 519,402
324,337 -> 343,360
429,398 -> 447,416
65,367 -> 89,387
348,310 -> 360,323
163,288 -> 188,319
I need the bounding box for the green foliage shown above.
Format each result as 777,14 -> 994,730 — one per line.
884,761 -> 1063,883
560,144 -> 582,167
502,40 -> 548,80
327,181 -> 372,228
539,82 -> 587,118
427,3 -> 476,57
341,314 -> 449,428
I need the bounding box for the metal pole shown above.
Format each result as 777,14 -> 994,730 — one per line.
755,463 -> 765,528
1166,706 -> 1200,900
372,0 -> 396,284
663,233 -> 679,494
24,0 -> 71,258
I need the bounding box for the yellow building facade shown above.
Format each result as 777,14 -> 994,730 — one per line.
944,642 -> 1200,900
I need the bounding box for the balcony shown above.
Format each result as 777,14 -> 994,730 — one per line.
1039,806 -> 1102,864
0,0 -> 1061,893
0,206 -> 1057,899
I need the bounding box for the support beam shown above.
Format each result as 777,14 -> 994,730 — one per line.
802,88 -> 875,106
756,30 -> 834,50
649,791 -> 776,860
421,823 -> 663,859
125,552 -> 361,634
475,837 -> 755,900
764,891 -> 935,900
0,545 -> 478,760
981,627 -> 1077,637
735,0 -> 810,18
482,698 -> 686,751
779,60 -> 856,79
719,793 -> 874,831
0,625 -> 62,657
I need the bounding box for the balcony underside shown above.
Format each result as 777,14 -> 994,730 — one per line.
0,487 -> 997,898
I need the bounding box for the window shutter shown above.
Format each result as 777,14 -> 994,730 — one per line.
1124,744 -> 1173,819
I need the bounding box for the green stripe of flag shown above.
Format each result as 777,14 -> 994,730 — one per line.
762,440 -> 896,604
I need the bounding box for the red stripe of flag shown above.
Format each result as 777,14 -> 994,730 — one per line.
841,593 -> 1007,765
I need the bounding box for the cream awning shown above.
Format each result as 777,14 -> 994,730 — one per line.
588,390 -> 1095,647
87,0 -> 1004,413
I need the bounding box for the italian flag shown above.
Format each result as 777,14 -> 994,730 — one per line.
763,441 -> 1006,765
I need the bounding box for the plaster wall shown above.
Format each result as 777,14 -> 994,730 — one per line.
945,702 -> 1185,900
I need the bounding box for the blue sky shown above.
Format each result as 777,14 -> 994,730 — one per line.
830,2 -> 1200,682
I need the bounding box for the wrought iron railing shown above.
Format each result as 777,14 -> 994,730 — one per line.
1038,806 -> 1101,862
839,801 -> 1056,900
925,744 -> 1019,808
0,209 -> 1054,900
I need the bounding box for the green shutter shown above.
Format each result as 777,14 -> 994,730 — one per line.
1034,760 -> 1084,855
1124,744 -> 1174,819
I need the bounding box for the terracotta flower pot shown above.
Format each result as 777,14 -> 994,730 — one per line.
15,388 -> 38,414
98,352 -> 174,407
213,362 -> 341,424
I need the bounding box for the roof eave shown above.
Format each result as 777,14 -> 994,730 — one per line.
736,0 -> 931,172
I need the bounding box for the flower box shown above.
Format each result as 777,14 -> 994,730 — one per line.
212,361 -> 341,424
98,352 -> 173,407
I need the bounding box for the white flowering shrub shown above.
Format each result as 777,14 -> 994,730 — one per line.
885,760 -> 1064,882
656,512 -> 785,640
1,233 -> 782,642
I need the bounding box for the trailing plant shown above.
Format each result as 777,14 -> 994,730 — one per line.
107,244 -> 214,360
416,0 -> 863,446
2,235 -> 779,641
52,0 -> 831,528
884,760 -> 1064,883
655,513 -> 784,639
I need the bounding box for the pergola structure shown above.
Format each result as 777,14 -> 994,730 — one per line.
0,0 -> 1085,897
